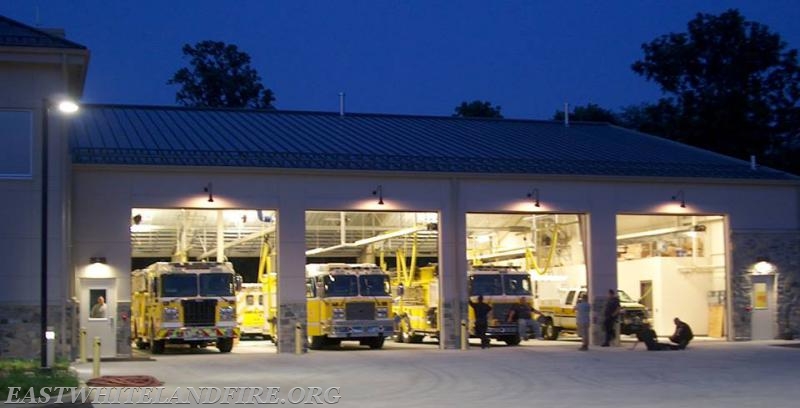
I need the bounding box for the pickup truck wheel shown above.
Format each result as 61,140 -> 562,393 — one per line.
542,320 -> 561,340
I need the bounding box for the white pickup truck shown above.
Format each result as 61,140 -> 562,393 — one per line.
537,288 -> 650,340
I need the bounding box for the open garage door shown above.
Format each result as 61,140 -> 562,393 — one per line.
304,211 -> 439,351
617,215 -> 727,340
466,213 -> 589,346
130,208 -> 278,355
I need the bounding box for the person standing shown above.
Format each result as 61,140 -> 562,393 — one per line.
469,295 -> 492,349
508,296 -> 542,341
574,293 -> 591,351
601,289 -> 620,347
90,295 -> 107,318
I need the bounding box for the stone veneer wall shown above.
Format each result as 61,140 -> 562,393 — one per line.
276,302 -> 307,353
0,303 -> 75,359
116,301 -> 132,356
440,300 -> 464,349
730,231 -> 800,340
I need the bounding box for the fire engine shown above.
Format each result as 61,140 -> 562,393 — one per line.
304,263 -> 394,349
131,262 -> 241,354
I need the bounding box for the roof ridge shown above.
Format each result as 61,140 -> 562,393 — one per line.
0,14 -> 87,49
79,103 -> 610,126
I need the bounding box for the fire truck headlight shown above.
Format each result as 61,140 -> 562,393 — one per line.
376,307 -> 388,319
163,307 -> 179,322
332,308 -> 345,320
220,306 -> 235,321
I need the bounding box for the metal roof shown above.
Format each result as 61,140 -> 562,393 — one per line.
0,15 -> 87,49
69,104 -> 797,180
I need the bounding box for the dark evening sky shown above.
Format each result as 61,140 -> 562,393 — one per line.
3,0 -> 799,119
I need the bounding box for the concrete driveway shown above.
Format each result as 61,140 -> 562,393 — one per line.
70,338 -> 800,407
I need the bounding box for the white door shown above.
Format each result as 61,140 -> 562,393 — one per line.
751,275 -> 775,340
81,278 -> 117,357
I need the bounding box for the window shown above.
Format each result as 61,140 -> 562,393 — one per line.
503,275 -> 532,296
470,275 -> 503,296
305,278 -> 316,298
0,110 -> 33,178
359,275 -> 390,296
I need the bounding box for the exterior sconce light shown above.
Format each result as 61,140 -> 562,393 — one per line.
527,188 -> 540,207
204,183 -> 214,202
753,257 -> 776,275
89,257 -> 107,264
373,185 -> 384,205
672,190 -> 686,208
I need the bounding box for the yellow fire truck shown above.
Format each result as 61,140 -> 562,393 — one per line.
234,239 -> 278,341
236,283 -> 267,339
131,262 -> 242,354
393,263 -> 532,346
304,263 -> 394,349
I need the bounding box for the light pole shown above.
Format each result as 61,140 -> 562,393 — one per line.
40,98 -> 78,369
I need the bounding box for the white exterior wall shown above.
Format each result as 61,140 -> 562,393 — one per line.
0,62 -> 76,306
70,167 -> 800,352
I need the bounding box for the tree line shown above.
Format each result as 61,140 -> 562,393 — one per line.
168,9 -> 800,174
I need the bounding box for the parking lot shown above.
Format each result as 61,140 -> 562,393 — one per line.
66,338 -> 800,407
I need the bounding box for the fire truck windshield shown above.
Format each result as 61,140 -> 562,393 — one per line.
323,275 -> 358,297
469,275 -> 503,296
200,273 -> 234,296
161,274 -> 198,297
359,275 -> 390,296
503,274 -> 532,296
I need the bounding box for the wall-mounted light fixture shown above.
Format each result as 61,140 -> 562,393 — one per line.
753,257 -> 776,274
372,185 -> 384,205
671,190 -> 686,208
204,183 -> 214,202
89,257 -> 107,264
526,188 -> 540,208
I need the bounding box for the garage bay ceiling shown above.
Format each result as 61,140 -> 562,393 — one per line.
130,208 -> 719,261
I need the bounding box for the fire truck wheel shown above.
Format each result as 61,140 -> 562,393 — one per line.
217,338 -> 234,353
151,340 -> 165,354
308,335 -> 325,350
368,336 -> 385,349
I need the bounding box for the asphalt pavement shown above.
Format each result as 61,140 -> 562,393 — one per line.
61,337 -> 800,408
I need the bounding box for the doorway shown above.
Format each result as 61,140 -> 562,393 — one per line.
80,278 -> 117,358
640,280 -> 653,311
751,274 -> 776,340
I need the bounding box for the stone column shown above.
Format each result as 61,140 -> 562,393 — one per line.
587,209 -> 618,346
438,179 -> 467,349
275,198 -> 307,354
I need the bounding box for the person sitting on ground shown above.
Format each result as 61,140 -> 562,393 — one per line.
636,324 -> 671,351
669,317 -> 694,350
